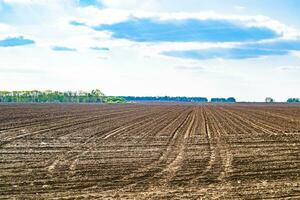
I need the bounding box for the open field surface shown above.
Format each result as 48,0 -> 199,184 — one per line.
0,103 -> 300,199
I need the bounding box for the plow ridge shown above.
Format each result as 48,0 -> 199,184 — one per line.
1,103 -> 300,199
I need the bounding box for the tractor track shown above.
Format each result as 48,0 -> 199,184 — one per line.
1,103 -> 300,199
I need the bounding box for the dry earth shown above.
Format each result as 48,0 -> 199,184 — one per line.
0,103 -> 300,199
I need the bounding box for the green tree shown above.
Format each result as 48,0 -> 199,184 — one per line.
0,89 -> 125,104
265,97 -> 274,103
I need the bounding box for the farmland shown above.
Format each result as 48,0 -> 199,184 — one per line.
0,103 -> 300,199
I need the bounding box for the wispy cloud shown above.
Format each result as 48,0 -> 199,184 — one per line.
90,46 -> 110,51
164,48 -> 286,60
277,65 -> 300,71
174,65 -> 204,71
163,39 -> 300,60
0,36 -> 34,47
0,67 -> 44,74
92,17 -> 280,43
69,20 -> 87,27
51,46 -> 77,51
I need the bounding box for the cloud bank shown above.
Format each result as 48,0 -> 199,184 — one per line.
163,39 -> 300,60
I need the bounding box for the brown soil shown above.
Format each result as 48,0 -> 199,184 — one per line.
0,103 -> 300,199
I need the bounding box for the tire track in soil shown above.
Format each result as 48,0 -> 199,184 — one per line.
195,107 -> 217,181
62,107 -> 190,193
47,109 -> 168,174
193,106 -> 232,183
208,107 -> 233,181
47,106 -> 181,175
67,108 -> 177,174
2,104 -> 299,199
116,108 -> 194,192
65,107 -> 190,188
164,106 -> 201,185
159,108 -> 196,186
166,106 -> 209,186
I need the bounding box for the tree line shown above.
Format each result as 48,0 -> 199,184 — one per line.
210,97 -> 236,103
4,91 -> 298,103
287,98 -> 300,103
119,96 -> 237,103
119,96 -> 209,103
265,97 -> 300,103
0,90 -> 126,103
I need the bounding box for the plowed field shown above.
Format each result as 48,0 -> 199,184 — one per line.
1,103 -> 300,199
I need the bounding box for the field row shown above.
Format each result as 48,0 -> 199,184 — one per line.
0,103 -> 300,199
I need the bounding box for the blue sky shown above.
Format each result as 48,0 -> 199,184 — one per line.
0,36 -> 34,47
164,39 -> 300,60
92,18 -> 279,42
0,0 -> 300,101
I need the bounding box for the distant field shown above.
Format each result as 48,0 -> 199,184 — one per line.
1,103 -> 300,199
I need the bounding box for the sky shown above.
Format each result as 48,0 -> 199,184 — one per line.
0,0 -> 300,101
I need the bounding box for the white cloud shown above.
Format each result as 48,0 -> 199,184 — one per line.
67,9 -> 300,60
101,0 -> 159,10
277,65 -> 300,71
0,23 -> 16,37
291,51 -> 300,58
3,0 -> 41,4
70,9 -> 300,40
3,0 -> 73,5
1,0 -> 299,101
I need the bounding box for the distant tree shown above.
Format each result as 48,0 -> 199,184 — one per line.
287,98 -> 300,103
265,97 -> 275,103
211,98 -> 226,103
91,89 -> 104,97
210,97 -> 236,103
119,96 -> 208,103
227,97 -> 236,103
0,89 -> 125,104
104,96 -> 126,103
